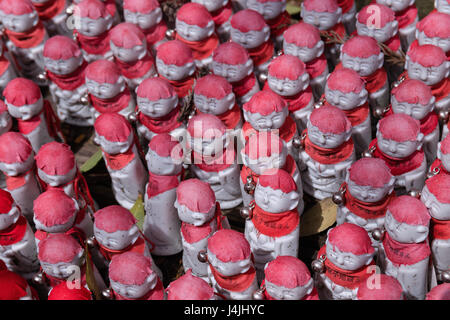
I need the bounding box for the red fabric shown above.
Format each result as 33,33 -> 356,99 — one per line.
382,232 -> 430,266
251,204 -> 299,237
89,88 -> 131,114
35,227 -> 86,246
75,30 -> 110,55
115,53 -> 154,79
385,34 -> 401,53
369,139 -> 424,176
247,41 -> 274,67
5,168 -> 35,191
210,264 -> 256,292
264,83 -> 313,113
0,215 -> 27,246
33,0 -> 65,20
385,108 -> 438,136
231,73 -> 257,97
198,104 -> 242,130
242,117 -> 297,144
343,182 -> 395,219
98,236 -> 147,261
175,33 -> 219,61
306,54 -> 327,79
318,246 -> 374,289
0,57 -> 10,76
181,204 -> 222,244
395,5 -> 418,30
336,63 -> 387,94
430,77 -> 450,103
103,146 -> 135,171
143,21 -> 167,47
211,2 -> 232,26
192,147 -> 235,172
431,217 -> 450,240
146,171 -> 181,198
303,130 -> 354,165
113,278 -> 165,300
322,98 -> 369,127
322,23 -> 346,41
105,0 -> 117,18
267,11 -> 291,38
46,61 -> 87,91
337,0 -> 354,14
160,74 -> 195,98
138,105 -> 182,134
430,159 -> 449,175
17,100 -> 62,139
44,265 -> 86,288
5,22 -> 45,49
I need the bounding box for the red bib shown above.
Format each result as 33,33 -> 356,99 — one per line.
231,73 -> 257,97
303,130 -> 354,165
382,232 -> 430,266
138,105 -> 182,134
369,139 -> 424,176
115,53 -> 154,80
46,61 -> 87,91
210,264 -> 256,292
75,30 -> 110,55
430,77 -> 450,103
146,171 -> 181,198
160,75 -> 195,99
198,104 -> 242,130
306,54 -> 328,79
34,0 -> 65,20
103,146 -> 135,171
431,217 -> 450,240
112,278 -> 164,300
5,22 -> 45,49
5,167 -> 36,191
181,204 -> 222,244
143,21 -> 167,47
267,11 -> 291,38
0,216 -> 27,246
343,182 -> 395,219
175,33 -> 219,61
211,2 -> 232,26
98,236 -> 147,262
251,204 -> 299,237
247,41 -> 274,67
395,5 -> 418,29
89,88 -> 131,114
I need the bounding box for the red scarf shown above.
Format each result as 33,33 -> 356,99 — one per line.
115,54 -> 154,79
138,105 -> 182,134
318,246 -> 374,289
146,171 -> 181,198
46,61 -> 87,91
247,41 -> 274,67
89,88 -> 131,114
211,2 -> 232,26
385,34 -> 401,53
240,154 -> 297,185
322,98 -> 369,127
35,226 -> 86,246
431,217 -> 450,240
0,57 -> 10,76
198,104 -> 242,130
33,0 -> 65,21
303,130 -> 354,165
382,232 -> 430,266
17,100 -> 60,138
192,147 -> 235,172
112,278 -> 165,300
261,280 -> 319,300
98,236 -> 146,262
385,108 -> 438,136
143,21 -> 167,47
5,22 -> 45,49
251,203 -> 299,237
242,117 -> 297,144
395,5 -> 418,29
0,215 -> 27,246
102,146 -> 135,171
210,264 -> 256,292
175,33 -> 219,61
369,139 -> 424,176
343,182 -> 395,220
181,204 -> 222,244
75,30 -> 110,55
337,0 -> 354,13
430,77 -> 450,103
231,73 -> 257,97
5,168 -> 36,191
263,83 -> 313,113
267,11 -> 291,38
306,54 -> 328,79
160,75 -> 195,99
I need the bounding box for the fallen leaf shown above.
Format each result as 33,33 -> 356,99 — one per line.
84,243 -> 101,300
80,149 -> 103,173
300,197 -> 337,237
130,194 -> 145,231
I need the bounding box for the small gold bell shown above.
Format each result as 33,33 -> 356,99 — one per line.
102,288 -> 113,299
361,146 -> 375,158
371,228 -> 383,241
127,112 -> 138,123
391,75 -> 405,89
197,250 -> 208,263
373,106 -> 387,119
252,288 -> 265,300
240,206 -> 253,220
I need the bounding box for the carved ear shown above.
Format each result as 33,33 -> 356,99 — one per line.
300,3 -> 305,17
226,93 -> 235,109
377,52 -> 385,69
391,20 -> 399,35
186,62 -> 195,75
428,96 -> 436,113
416,132 -> 424,150
206,21 -> 215,37
245,59 -> 254,75
359,88 -> 369,102
305,278 -> 314,295
93,134 -> 101,146
243,110 -> 251,122
263,26 -> 271,41
336,8 -> 342,23
287,191 -> 300,210
105,15 -> 114,30
301,73 -> 310,84
437,142 -> 442,160
414,29 -> 420,40
364,253 -> 374,266
445,61 -> 450,77
316,40 -> 325,57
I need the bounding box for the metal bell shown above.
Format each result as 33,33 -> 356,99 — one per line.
127,112 -> 138,122
439,111 -> 449,123
373,106 -> 386,119
165,29 -> 175,39
244,177 -> 255,195
37,71 -> 47,82
102,288 -> 112,299
80,94 -> 89,106
391,75 -> 405,89
292,136 -> 303,149
259,72 -> 268,83
442,271 -> 450,283
408,190 -> 421,198
332,192 -> 345,206
252,288 -> 265,300
371,228 -> 383,241
311,258 -> 325,273
32,272 -> 44,285
86,236 -> 96,248
66,4 -> 75,15
198,250 -> 208,263
361,146 -> 374,158
240,206 -> 253,220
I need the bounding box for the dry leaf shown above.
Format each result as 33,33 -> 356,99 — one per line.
300,197 -> 337,237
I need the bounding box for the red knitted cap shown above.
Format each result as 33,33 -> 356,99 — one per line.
265,256 -> 311,288
208,229 -> 251,262
425,173 -> 450,204
35,142 -> 75,176
407,41 -> 447,67
0,189 -> 14,214
258,168 -> 297,193
348,158 -> 392,188
230,9 -> 267,32
194,75 -> 232,100
177,2 -> 213,28
0,0 -> 35,15
85,59 -> 122,84
94,113 -> 132,143
268,55 -> 306,81
166,269 -> 214,300
137,77 -> 176,101
73,0 -> 111,19
357,4 -> 395,28
156,40 -> 194,66
176,179 -> 216,213
0,270 -> 30,300
327,68 -> 364,93
212,42 -> 250,65
283,22 -> 321,48
110,23 -> 146,49
187,113 -> 226,139
328,223 -> 375,255
387,195 -> 431,226
243,90 -> 287,116
426,283 -> 450,300
342,35 -> 380,59
416,11 -> 450,39
148,133 -> 183,159
33,189 -> 77,227
303,0 -> 339,12
38,233 -> 83,264
3,78 -> 41,107
309,105 -> 351,134
0,132 -> 33,164
378,113 -> 420,142
123,0 -> 160,14
44,36 -> 82,60
391,79 -> 433,106
94,205 -> 137,233
109,252 -> 153,285
357,274 -> 403,300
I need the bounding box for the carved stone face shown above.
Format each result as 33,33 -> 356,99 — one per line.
211,60 -> 253,83
191,0 -> 228,12
384,210 -> 429,243
356,20 -> 398,44
246,0 -> 286,20
268,74 -> 309,97
189,134 -> 228,157
94,133 -> 133,155
243,151 -> 287,175
375,0 -> 414,12
307,122 -> 350,149
85,78 -> 125,99
421,185 -> 450,221
110,42 -> 147,63
37,165 -> 77,187
155,58 -> 195,81
44,56 -> 84,76
406,60 -> 450,86
6,97 -> 43,121
94,226 -> 139,251
137,95 -> 178,118
0,12 -> 38,33
230,27 -> 270,49
110,274 -> 157,299
40,253 -> 83,279
300,7 -> 341,31
0,112 -> 12,136
254,185 -> 299,213
376,131 -> 421,158
435,0 -> 450,14
76,16 -> 112,37
146,149 -> 183,176
325,86 -> 368,111
174,200 -> 216,226
325,240 -> 372,271
265,278 -> 313,300
416,31 -> 450,55
0,205 -> 20,230
124,8 -> 162,30
347,178 -> 392,203
0,153 -> 34,176
194,93 -> 235,116
207,251 -> 252,276
391,96 -> 434,121
340,53 -> 384,77
283,41 -> 324,63
34,213 -> 76,234
176,20 -> 215,42
244,109 -> 289,131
